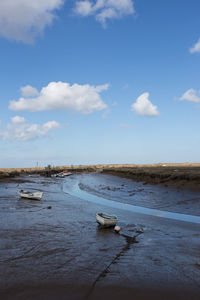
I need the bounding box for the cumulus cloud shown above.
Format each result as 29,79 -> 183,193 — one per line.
0,116 -> 60,141
74,0 -> 135,26
190,38 -> 200,54
0,0 -> 64,43
9,81 -> 108,114
20,85 -> 39,97
180,89 -> 200,102
131,92 -> 159,117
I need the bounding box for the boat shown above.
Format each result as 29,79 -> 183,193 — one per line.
62,171 -> 72,176
52,171 -> 72,178
18,190 -> 43,201
96,213 -> 118,227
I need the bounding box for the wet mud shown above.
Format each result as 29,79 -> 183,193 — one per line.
101,165 -> 200,191
84,228 -> 143,300
0,173 -> 200,299
71,173 -> 200,216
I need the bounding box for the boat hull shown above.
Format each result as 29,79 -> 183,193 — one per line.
52,172 -> 72,178
18,191 -> 43,201
96,213 -> 118,227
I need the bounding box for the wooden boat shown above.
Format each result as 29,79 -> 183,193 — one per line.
96,213 -> 118,227
18,190 -> 43,201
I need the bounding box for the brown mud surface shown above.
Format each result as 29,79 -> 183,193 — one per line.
0,173 -> 200,300
101,164 -> 200,191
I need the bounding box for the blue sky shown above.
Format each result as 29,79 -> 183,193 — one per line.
0,0 -> 200,168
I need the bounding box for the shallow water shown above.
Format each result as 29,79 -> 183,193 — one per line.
63,173 -> 200,224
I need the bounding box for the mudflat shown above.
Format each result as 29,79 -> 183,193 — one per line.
0,173 -> 199,300
1,163 -> 200,191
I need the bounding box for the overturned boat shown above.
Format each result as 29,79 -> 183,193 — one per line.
18,190 -> 43,201
96,213 -> 118,227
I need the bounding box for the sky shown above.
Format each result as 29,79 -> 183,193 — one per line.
0,0 -> 200,168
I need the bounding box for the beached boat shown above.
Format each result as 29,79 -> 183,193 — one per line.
63,171 -> 72,175
96,213 -> 118,227
52,171 -> 73,178
18,190 -> 43,201
60,171 -> 72,177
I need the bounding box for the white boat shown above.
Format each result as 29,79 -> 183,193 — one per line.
52,171 -> 72,178
18,190 -> 43,201
62,171 -> 72,176
96,213 -> 118,227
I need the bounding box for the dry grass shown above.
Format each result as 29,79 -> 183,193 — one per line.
1,163 -> 200,190
1,162 -> 200,173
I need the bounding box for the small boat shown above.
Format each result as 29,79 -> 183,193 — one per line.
96,213 -> 118,227
18,190 -> 43,201
62,171 -> 72,176
52,171 -> 72,178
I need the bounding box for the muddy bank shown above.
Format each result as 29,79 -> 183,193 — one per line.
0,166 -> 97,180
101,165 -> 200,191
1,163 -> 200,191
66,173 -> 200,217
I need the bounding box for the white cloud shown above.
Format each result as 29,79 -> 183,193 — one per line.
20,85 -> 39,97
180,89 -> 200,102
75,0 -> 93,16
190,38 -> 200,54
0,0 -> 64,43
131,92 -> 159,117
0,116 -> 60,141
74,0 -> 135,26
9,81 -> 108,114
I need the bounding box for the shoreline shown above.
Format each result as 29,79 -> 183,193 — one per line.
1,163 -> 200,191
101,165 -> 200,191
